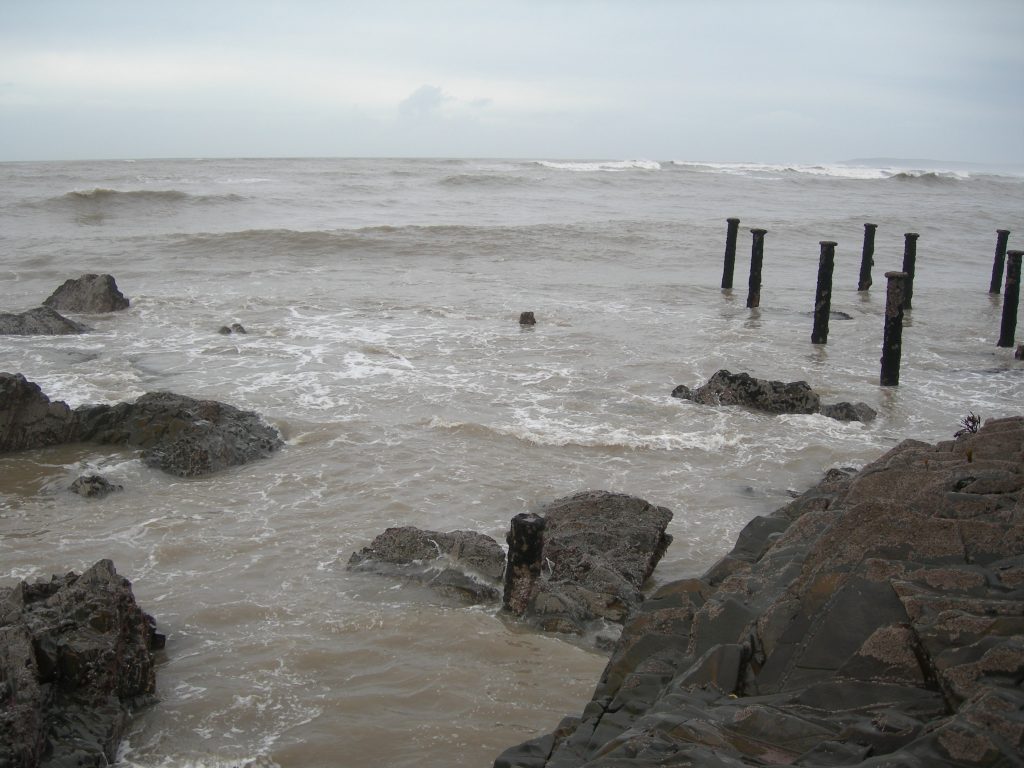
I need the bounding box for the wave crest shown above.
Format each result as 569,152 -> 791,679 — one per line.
534,160 -> 661,172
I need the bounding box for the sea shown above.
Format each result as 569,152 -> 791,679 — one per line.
1,157 -> 1022,767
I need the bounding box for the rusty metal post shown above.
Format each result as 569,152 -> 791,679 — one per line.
811,241 -> 837,344
989,229 -> 1011,294
901,233 -> 919,310
721,217 -> 741,290
880,271 -> 908,386
746,228 -> 767,309
997,251 -> 1023,348
857,223 -> 876,291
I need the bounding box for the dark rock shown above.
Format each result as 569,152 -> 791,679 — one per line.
43,274 -> 129,313
502,490 -> 673,637
0,306 -> 89,335
348,526 -> 506,604
217,325 -> 232,334
519,311 -> 537,325
674,370 -> 877,423
1016,344 -> 1023,360
0,373 -> 283,477
74,392 -> 283,478
0,560 -> 161,768
496,417 -> 1024,768
819,401 -> 878,423
676,369 -> 820,414
70,474 -> 123,498
230,323 -> 247,334
0,373 -> 78,451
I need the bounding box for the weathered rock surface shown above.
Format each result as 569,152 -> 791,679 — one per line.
347,527 -> 506,603
0,307 -> 89,336
0,559 -> 163,768
673,369 -> 877,423
495,416 -> 1024,768
0,372 -> 283,477
503,491 -> 674,639
69,474 -> 123,498
42,274 -> 129,313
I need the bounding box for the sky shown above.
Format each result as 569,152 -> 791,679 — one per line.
1,0 -> 1022,164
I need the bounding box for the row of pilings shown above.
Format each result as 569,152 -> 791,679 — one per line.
719,221 -> 1020,386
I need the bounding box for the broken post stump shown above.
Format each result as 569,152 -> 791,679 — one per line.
858,223 -> 877,291
989,229 -> 1011,294
746,228 -> 767,309
997,251 -> 1023,348
503,512 -> 546,615
721,217 -> 741,290
519,311 -> 537,325
812,240 -> 837,344
880,271 -> 908,386
901,232 -> 919,310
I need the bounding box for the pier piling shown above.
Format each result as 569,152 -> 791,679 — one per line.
812,241 -> 837,344
503,512 -> 546,614
989,230 -> 1011,294
880,271 -> 908,386
901,233 -> 919,310
857,223 -> 877,291
746,228 -> 767,309
721,217 -> 741,290
997,251 -> 1023,348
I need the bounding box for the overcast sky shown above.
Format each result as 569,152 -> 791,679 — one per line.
1,1 -> 1022,164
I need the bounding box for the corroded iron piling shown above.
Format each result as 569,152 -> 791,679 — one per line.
858,223 -> 877,291
901,233 -> 919,310
997,251 -> 1023,348
502,512 -> 545,615
880,271 -> 908,386
721,217 -> 741,290
746,228 -> 767,309
812,241 -> 837,344
989,229 -> 1011,294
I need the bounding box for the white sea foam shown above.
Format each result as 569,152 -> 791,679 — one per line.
534,159 -> 662,172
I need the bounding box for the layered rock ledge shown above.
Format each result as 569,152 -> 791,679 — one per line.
496,416 -> 1024,767
0,373 -> 283,477
0,560 -> 163,768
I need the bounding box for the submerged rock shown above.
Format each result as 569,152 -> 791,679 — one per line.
43,273 -> 129,313
0,372 -> 283,477
495,416 -> 1024,768
519,311 -> 537,326
348,526 -> 506,604
0,560 -> 163,768
70,473 -> 124,498
673,369 -> 876,423
0,306 -> 89,336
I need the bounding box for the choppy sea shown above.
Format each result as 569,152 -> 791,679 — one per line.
1,157 -> 1022,767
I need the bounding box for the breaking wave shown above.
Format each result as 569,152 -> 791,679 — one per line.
533,159 -> 662,172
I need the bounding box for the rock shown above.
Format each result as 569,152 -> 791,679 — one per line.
675,369 -> 821,414
502,490 -> 673,637
218,323 -> 247,335
347,526 -> 506,604
0,373 -> 78,451
0,306 -> 90,335
496,417 -> 1024,768
519,311 -> 537,325
42,274 -> 129,313
218,325 -> 232,335
70,474 -> 124,498
1016,344 -> 1023,360
231,323 -> 247,334
0,373 -> 283,477
0,560 -> 162,768
819,400 -> 878,423
74,392 -> 284,478
673,370 -> 877,423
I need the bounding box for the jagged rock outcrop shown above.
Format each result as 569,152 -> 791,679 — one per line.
0,560 -> 163,768
0,373 -> 283,477
70,474 -> 124,498
673,369 -> 877,423
495,416 -> 1024,768
0,306 -> 89,336
347,527 -> 506,603
503,491 -> 673,640
42,274 -> 129,313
